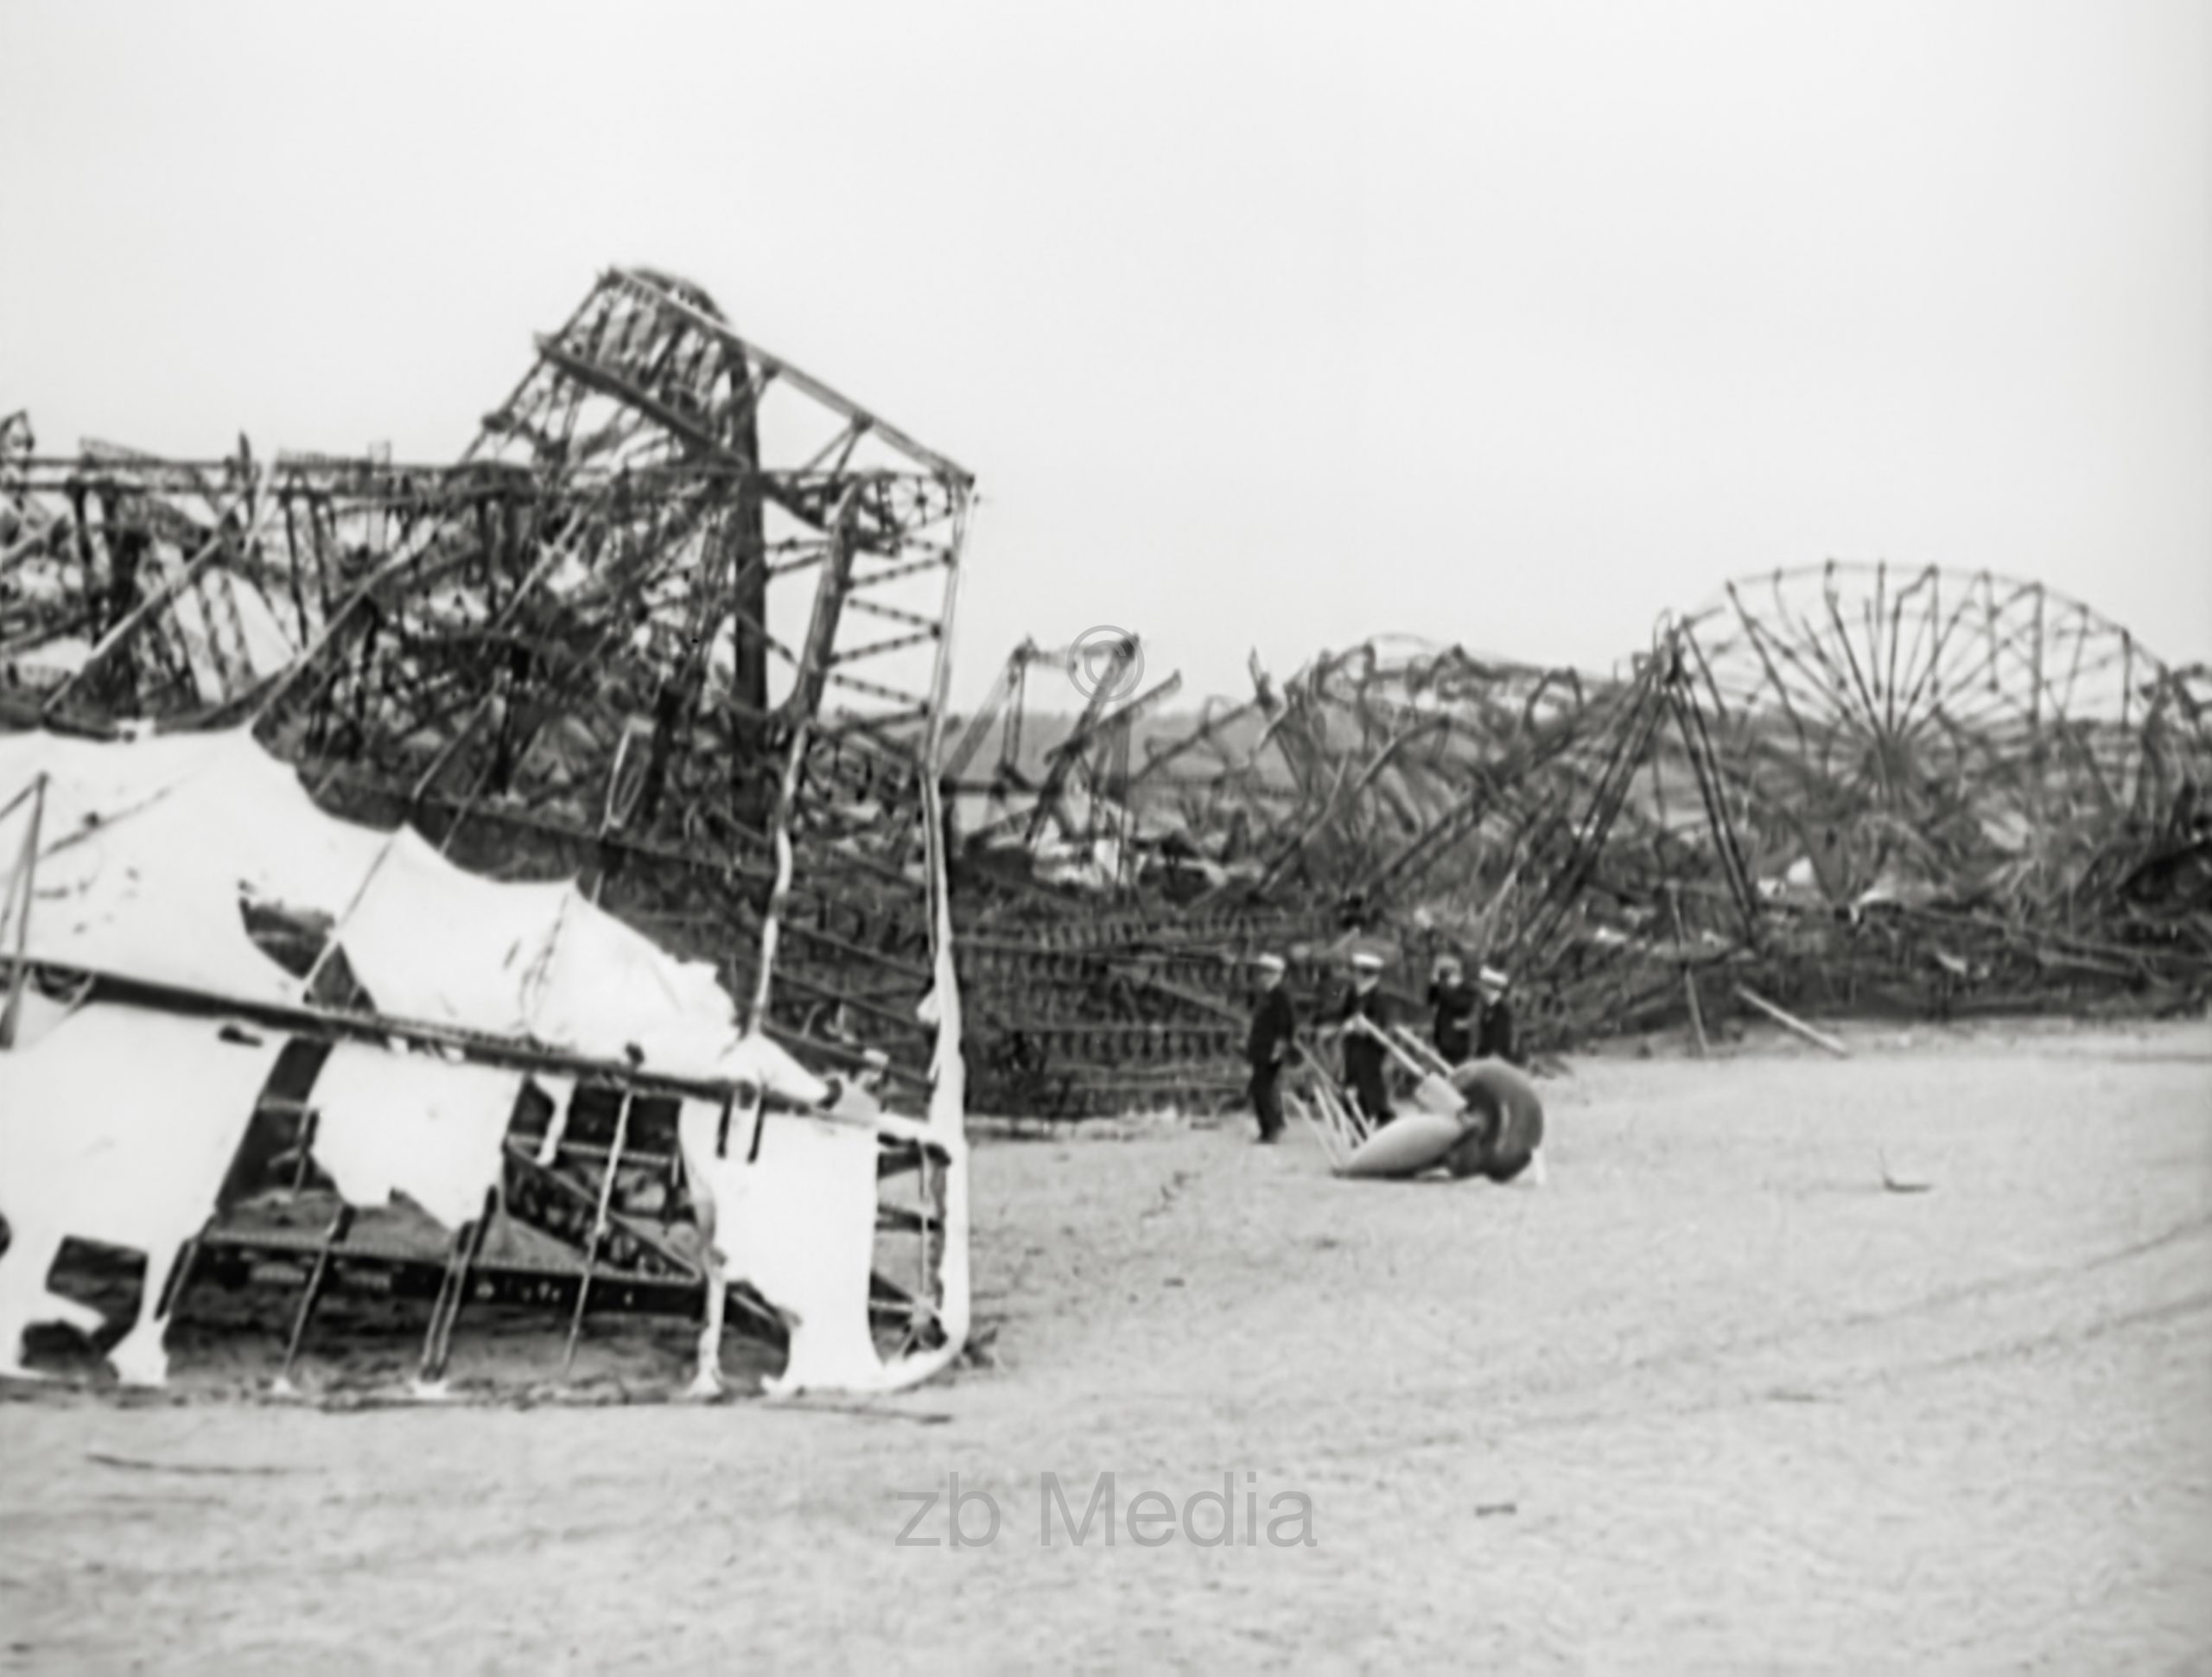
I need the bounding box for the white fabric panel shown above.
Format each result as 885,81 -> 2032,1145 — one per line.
2,728 -> 819,1087
524,895 -> 730,1063
309,1044 -> 520,1230
18,818 -> 298,1001
0,1004 -> 281,1382
1,729 -> 388,1003
334,829 -> 571,1033
0,729 -> 224,845
677,1104 -> 886,1395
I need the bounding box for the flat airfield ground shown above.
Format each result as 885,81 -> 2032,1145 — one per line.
2,1019 -> 2209,1672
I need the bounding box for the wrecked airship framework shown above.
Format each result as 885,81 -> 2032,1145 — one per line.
1,269 -> 979,1391
6,264 -> 2211,1187
939,569 -> 2209,1116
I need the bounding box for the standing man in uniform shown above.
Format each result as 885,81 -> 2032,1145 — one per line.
1244,953 -> 1296,1144
1333,950 -> 1395,1128
1427,951 -> 1477,1066
1474,964 -> 1518,1064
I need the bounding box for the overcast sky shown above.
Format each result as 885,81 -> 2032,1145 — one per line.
3,0 -> 2206,708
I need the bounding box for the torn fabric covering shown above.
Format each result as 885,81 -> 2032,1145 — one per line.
677,1104 -> 886,1395
2,726 -> 972,1397
522,896 -> 733,1064
0,729 -> 226,844
308,1043 -> 521,1230
331,828 -> 768,1078
0,1003 -> 282,1384
1,727 -> 778,1083
334,829 -> 574,1035
2,740 -> 299,1003
0,727 -> 388,914
16,819 -> 300,1001
529,1073 -> 574,1166
0,728 -> 385,1003
695,1031 -> 831,1108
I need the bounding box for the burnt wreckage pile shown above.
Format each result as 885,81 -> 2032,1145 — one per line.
4,270 -> 968,1084
944,570 -> 2209,1115
7,279 -> 2209,1134
2,269 -> 973,1377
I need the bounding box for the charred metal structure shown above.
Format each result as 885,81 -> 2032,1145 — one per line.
5,269 -> 969,1077
941,568 -> 2209,1115
6,279 -> 2205,1140
2,269 -> 973,1382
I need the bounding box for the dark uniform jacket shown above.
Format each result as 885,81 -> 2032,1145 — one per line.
1247,987 -> 1296,1069
1427,979 -> 1476,1060
1335,986 -> 1392,1064
1474,995 -> 1516,1064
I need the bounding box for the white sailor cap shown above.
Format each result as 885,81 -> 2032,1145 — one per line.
1350,950 -> 1386,972
1477,964 -> 1510,990
1253,952 -> 1287,970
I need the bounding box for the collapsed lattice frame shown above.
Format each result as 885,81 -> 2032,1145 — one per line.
3,270 -> 987,1391
937,565 -> 2208,1115
3,270 -> 975,1095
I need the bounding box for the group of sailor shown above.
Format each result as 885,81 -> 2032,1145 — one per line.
1243,945 -> 1516,1144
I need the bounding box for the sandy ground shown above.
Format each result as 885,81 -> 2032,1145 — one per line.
3,1018 -> 2209,1673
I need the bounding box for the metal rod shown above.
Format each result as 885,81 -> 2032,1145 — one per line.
153,1236 -> 201,1320
419,1188 -> 499,1387
0,773 -> 43,1048
276,1204 -> 354,1388
561,1089 -> 634,1375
